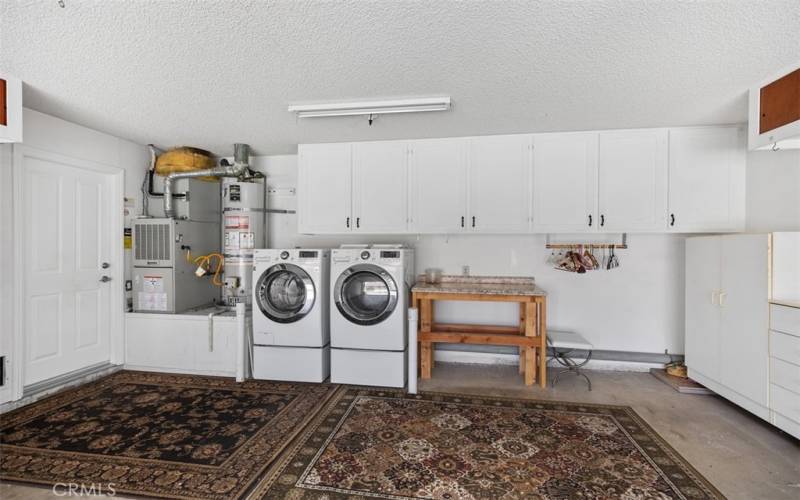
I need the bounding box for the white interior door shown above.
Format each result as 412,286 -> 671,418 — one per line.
353,141 -> 408,233
685,236 -> 722,382
21,148 -> 114,386
298,143 -> 352,233
719,234 -> 769,406
532,132 -> 598,233
668,127 -> 745,232
598,129 -> 668,232
409,138 -> 467,233
468,134 -> 531,233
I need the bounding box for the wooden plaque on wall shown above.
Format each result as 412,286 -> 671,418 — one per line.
0,79 -> 7,126
759,69 -> 800,134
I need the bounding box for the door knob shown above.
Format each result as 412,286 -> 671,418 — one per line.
101,262 -> 110,269
99,276 -> 112,283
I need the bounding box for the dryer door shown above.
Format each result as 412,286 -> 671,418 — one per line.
255,264 -> 316,323
334,264 -> 398,326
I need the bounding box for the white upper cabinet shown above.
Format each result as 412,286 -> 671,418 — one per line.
409,138 -> 468,233
298,143 -> 352,234
468,134 -> 532,233
597,129 -> 668,232
668,126 -> 746,232
352,141 -> 409,233
298,125 -> 747,235
532,132 -> 598,233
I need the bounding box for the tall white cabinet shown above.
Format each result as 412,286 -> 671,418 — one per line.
686,233 -> 800,438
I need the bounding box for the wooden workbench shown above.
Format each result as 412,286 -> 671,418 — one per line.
411,276 -> 547,388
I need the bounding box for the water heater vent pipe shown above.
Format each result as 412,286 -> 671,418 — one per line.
163,143 -> 251,218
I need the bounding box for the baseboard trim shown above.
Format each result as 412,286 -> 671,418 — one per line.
1,362 -> 121,414
433,350 -> 663,372
123,364 -> 236,378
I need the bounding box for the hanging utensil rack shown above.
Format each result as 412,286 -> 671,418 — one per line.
545,233 -> 628,249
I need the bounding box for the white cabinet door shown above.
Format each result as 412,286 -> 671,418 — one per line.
668,127 -> 746,232
298,143 -> 352,233
598,129 -> 668,232
719,234 -> 769,406
532,132 -> 598,233
468,134 -> 531,233
409,138 -> 468,233
352,141 -> 408,233
685,236 -> 722,382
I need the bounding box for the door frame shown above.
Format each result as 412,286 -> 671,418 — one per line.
11,144 -> 125,400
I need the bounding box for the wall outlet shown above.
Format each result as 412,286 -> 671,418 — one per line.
462,265 -> 470,276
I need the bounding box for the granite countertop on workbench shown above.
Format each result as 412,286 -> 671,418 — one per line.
411,275 -> 546,296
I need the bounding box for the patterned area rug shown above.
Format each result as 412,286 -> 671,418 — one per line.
0,371 -> 337,499
253,388 -> 724,499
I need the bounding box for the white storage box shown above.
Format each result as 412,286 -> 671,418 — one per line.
331,348 -> 407,388
252,345 -> 330,383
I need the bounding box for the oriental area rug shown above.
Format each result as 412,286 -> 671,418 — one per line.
0,371 -> 337,499
251,388 -> 724,499
1,372 -> 723,499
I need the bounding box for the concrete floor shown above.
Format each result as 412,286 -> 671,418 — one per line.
1,364 -> 799,499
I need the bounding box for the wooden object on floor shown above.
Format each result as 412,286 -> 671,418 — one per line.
650,368 -> 713,395
412,275 -> 547,388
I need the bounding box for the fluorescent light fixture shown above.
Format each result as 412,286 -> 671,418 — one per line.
288,96 -> 451,118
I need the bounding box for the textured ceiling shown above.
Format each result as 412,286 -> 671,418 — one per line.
2,0 -> 798,156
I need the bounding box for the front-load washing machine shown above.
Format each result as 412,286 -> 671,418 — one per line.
252,248 -> 330,382
330,245 -> 414,387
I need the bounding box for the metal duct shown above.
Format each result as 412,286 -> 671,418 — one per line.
163,144 -> 250,218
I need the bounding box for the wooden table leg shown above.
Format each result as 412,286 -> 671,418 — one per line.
518,302 -> 526,375
538,297 -> 547,388
420,298 -> 433,379
524,301 -> 537,386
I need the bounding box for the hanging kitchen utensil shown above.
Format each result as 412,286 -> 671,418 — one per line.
608,245 -> 620,269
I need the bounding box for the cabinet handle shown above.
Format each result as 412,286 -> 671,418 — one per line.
670,214 -> 675,227
600,214 -> 605,227
346,217 -> 350,228
461,216 -> 465,228
588,214 -> 593,227
356,217 -> 360,229
472,216 -> 476,228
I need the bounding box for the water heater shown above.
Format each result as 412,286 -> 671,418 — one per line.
221,177 -> 266,306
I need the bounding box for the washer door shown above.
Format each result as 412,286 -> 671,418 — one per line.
334,264 -> 398,326
255,264 -> 315,323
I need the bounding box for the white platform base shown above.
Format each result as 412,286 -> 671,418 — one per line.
253,345 -> 330,383
331,348 -> 407,388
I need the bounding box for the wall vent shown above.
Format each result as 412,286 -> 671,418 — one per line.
134,222 -> 171,262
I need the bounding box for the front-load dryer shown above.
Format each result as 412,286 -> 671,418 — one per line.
329,246 -> 414,387
252,248 -> 330,382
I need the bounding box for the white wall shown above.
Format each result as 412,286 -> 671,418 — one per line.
252,155 -> 686,355
0,110 -> 148,400
251,149 -> 800,356
746,149 -> 800,232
